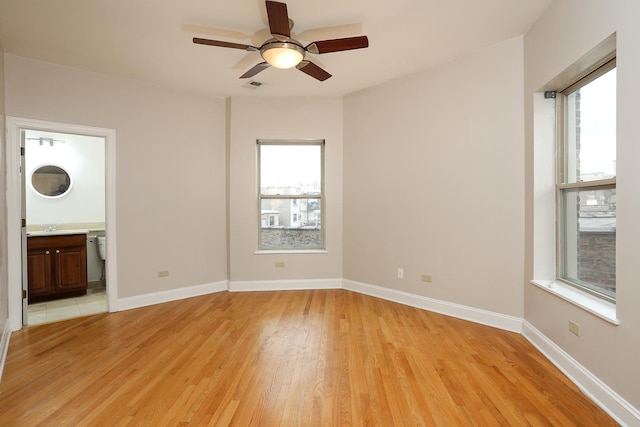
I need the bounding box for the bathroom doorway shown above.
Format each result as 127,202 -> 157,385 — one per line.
24,130 -> 107,325
5,117 -> 117,330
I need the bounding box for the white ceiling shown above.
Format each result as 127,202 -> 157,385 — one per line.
0,0 -> 552,98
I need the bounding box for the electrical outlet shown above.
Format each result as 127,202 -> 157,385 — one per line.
421,274 -> 432,283
569,320 -> 580,336
397,268 -> 404,279
158,270 -> 169,278
275,261 -> 285,268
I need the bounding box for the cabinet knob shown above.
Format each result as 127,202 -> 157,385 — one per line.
45,250 -> 50,255
56,250 -> 60,254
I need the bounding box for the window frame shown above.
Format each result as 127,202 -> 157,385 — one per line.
256,139 -> 326,252
556,57 -> 617,303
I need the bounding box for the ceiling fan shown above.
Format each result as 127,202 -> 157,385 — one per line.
192,0 -> 369,82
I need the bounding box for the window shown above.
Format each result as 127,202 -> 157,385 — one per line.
557,59 -> 616,301
257,140 -> 324,251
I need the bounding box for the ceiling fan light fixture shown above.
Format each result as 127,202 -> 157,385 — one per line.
260,41 -> 305,69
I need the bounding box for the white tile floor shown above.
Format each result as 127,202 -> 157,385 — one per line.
27,283 -> 107,326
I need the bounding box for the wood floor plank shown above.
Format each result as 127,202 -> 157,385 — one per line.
0,290 -> 619,426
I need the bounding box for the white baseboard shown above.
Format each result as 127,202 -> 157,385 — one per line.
229,278 -> 342,292
343,279 -> 523,333
116,281 -> 228,312
523,321 -> 640,427
0,320 -> 12,382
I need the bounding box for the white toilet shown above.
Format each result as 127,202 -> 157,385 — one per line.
97,236 -> 106,261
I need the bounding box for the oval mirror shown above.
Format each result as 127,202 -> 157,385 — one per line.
31,165 -> 72,197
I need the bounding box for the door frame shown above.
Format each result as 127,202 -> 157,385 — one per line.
6,116 -> 118,330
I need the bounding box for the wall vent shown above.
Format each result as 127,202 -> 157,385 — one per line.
242,80 -> 263,89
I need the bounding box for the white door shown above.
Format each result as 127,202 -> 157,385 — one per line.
20,130 -> 28,325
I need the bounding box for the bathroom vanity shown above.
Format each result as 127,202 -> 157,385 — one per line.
27,233 -> 88,303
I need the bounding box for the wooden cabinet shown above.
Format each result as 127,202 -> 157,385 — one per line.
27,234 -> 88,303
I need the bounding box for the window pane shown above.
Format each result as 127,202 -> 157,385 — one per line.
260,145 -> 321,195
564,68 -> 616,184
260,198 -> 322,249
561,187 -> 616,299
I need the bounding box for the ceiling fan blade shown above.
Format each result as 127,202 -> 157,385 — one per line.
182,24 -> 253,41
296,23 -> 364,43
306,36 -> 369,54
265,1 -> 290,39
232,52 -> 263,70
240,62 -> 271,79
296,61 -> 331,81
185,24 -> 271,47
193,37 -> 258,51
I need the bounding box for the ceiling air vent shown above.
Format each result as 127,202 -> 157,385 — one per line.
242,80 -> 263,90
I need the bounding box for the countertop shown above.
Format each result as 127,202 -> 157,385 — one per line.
27,229 -> 91,237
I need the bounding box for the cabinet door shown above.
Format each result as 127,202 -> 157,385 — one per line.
55,246 -> 87,291
27,249 -> 54,297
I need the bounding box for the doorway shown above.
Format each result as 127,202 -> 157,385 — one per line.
6,117 -> 118,330
24,130 -> 107,325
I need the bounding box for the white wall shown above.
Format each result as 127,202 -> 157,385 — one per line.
228,97 -> 343,283
4,55 -> 227,299
343,37 -> 525,317
524,0 -> 640,414
25,130 -> 105,226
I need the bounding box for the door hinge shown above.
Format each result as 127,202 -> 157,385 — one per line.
22,290 -> 27,299
20,146 -> 25,156
21,218 -> 26,228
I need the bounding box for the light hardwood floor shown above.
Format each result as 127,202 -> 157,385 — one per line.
0,290 -> 618,426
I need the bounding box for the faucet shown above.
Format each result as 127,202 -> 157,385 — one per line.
43,224 -> 58,232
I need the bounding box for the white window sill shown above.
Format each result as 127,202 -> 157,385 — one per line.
530,280 -> 619,325
255,250 -> 328,255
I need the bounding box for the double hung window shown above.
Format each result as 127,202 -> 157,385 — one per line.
257,140 -> 325,251
557,59 -> 616,301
